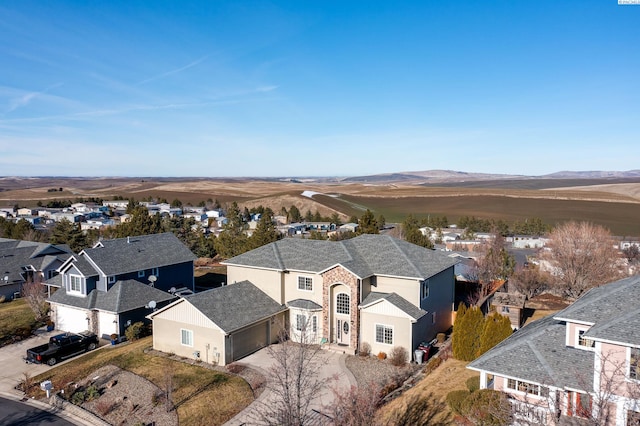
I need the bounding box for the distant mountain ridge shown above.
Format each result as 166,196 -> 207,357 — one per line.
341,169 -> 640,184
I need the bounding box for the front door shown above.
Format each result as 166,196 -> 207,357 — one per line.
335,292 -> 350,345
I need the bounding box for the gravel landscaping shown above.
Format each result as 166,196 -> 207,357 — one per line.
345,355 -> 420,389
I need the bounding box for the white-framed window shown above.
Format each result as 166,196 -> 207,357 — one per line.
506,378 -> 548,397
297,276 -> 313,291
69,275 -> 82,293
151,267 -> 159,277
181,329 -> 193,347
296,314 -> 307,331
138,270 -> 145,278
421,279 -> 429,299
336,293 -> 350,315
577,329 -> 595,349
108,275 -> 116,284
375,324 -> 393,345
630,347 -> 640,380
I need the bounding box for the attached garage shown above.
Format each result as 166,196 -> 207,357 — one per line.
230,321 -> 270,361
52,305 -> 89,333
149,281 -> 286,366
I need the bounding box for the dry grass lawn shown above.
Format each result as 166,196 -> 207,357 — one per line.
0,299 -> 40,347
378,358 -> 477,425
32,337 -> 253,426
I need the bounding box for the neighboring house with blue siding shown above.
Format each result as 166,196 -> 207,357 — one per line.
48,233 -> 196,338
0,238 -> 73,300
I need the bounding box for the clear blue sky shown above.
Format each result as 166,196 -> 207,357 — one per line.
1,1 -> 638,177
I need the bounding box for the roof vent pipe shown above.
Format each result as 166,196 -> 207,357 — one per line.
127,236 -> 130,244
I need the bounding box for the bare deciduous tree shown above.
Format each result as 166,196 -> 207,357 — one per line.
509,264 -> 549,299
543,221 -> 622,300
21,277 -> 49,322
251,327 -> 333,426
474,233 -> 515,297
328,382 -> 381,426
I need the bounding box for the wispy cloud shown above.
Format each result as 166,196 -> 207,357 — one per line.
6,83 -> 63,113
137,55 -> 209,85
256,85 -> 278,92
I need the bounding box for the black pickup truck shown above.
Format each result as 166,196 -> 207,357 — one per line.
26,332 -> 99,366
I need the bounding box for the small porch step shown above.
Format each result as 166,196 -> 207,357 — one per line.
321,342 -> 356,355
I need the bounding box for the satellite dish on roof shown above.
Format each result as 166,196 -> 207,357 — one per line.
146,300 -> 157,310
148,275 -> 157,287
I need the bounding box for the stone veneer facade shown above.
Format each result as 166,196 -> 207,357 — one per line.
321,265 -> 361,350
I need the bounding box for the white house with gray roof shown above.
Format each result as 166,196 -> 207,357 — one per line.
227,235 -> 457,358
468,275 -> 640,425
48,233 -> 196,339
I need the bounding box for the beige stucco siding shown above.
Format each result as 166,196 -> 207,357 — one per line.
152,316 -> 227,365
374,276 -> 420,306
360,310 -> 412,361
284,272 -> 324,306
226,265 -> 284,304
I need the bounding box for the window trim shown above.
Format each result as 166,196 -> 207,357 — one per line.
69,274 -> 83,294
421,279 -> 429,299
181,328 -> 194,347
297,276 -> 313,292
151,267 -> 159,277
629,347 -> 640,381
375,324 -> 393,345
505,377 -> 548,398
336,292 -> 350,315
576,326 -> 595,350
108,275 -> 116,284
295,314 -> 307,332
138,270 -> 145,278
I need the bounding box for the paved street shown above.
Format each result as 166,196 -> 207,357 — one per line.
0,396 -> 75,426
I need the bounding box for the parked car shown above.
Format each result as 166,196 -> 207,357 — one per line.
25,332 -> 99,366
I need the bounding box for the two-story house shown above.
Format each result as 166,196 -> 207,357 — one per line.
468,275 -> 640,425
148,234 -> 458,366
48,233 -> 196,339
0,238 -> 73,300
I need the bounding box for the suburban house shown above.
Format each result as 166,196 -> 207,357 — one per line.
0,238 -> 73,300
468,275 -> 640,425
48,233 -> 196,338
149,234 -> 458,365
148,281 -> 287,365
490,291 -> 526,329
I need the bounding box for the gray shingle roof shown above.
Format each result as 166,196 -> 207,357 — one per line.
0,239 -> 72,286
224,234 -> 458,280
48,279 -> 176,313
554,275 -> 640,347
468,314 -> 594,391
287,299 -> 323,310
72,255 -> 99,277
81,233 -> 196,276
184,281 -> 286,333
360,291 -> 428,321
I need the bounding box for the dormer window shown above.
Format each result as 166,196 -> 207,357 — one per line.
578,330 -> 594,348
69,275 -> 83,294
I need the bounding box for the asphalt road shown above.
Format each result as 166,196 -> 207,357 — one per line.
0,396 -> 75,425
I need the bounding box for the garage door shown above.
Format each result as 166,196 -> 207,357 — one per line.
231,321 -> 269,361
54,305 -> 88,333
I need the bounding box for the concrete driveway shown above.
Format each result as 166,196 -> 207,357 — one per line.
225,344 -> 356,425
0,328 -> 57,394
